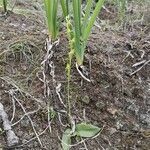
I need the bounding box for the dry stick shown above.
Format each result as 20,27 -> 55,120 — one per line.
37,39 -> 54,134
76,63 -> 91,82
0,102 -> 19,147
39,38 -> 66,133
47,42 -> 65,95
122,51 -> 134,62
45,85 -> 52,133
0,76 -> 43,104
11,106 -> 40,127
132,60 -> 146,67
20,125 -> 49,147
10,90 -> 43,147
81,137 -> 88,150
130,60 -> 150,76
56,83 -> 66,107
10,95 -> 16,123
47,42 -> 66,107
47,104 -> 52,133
57,112 -> 68,127
139,50 -> 145,59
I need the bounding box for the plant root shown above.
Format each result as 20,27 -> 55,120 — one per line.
76,63 -> 91,82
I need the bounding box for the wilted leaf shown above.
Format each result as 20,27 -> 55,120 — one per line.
61,128 -> 72,150
76,123 -> 101,138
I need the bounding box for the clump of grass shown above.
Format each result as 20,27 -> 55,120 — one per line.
63,0 -> 105,83
60,0 -> 69,17
43,2 -> 105,149
71,0 -> 105,66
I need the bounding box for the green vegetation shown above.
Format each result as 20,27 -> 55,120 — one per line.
62,123 -> 101,150
3,0 -> 7,13
70,0 -> 105,66
60,0 -> 69,17
43,1 -> 105,149
44,0 -> 59,40
2,0 -> 148,149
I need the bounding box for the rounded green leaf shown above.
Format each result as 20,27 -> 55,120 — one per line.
76,123 -> 101,138
61,128 -> 72,150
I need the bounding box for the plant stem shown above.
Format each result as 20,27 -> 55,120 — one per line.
3,0 -> 7,13
66,16 -> 74,126
66,0 -> 69,15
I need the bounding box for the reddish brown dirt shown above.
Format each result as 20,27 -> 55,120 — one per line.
0,2 -> 150,150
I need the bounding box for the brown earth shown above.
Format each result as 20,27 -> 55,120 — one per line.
0,1 -> 150,150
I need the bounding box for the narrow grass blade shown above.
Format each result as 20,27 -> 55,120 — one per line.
66,0 -> 69,15
44,0 -> 58,40
3,0 -> 7,13
72,0 -> 83,65
52,0 -> 58,39
60,0 -> 68,17
82,0 -> 93,33
44,0 -> 52,38
83,0 -> 105,41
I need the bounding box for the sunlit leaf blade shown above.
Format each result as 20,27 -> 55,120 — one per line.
72,0 -> 83,65
82,0 -> 93,34
62,129 -> 72,150
3,0 -> 7,12
83,0 -> 105,41
44,0 -> 58,40
52,0 -> 58,39
76,123 -> 101,138
60,0 -> 67,17
44,0 -> 51,37
60,0 -> 69,17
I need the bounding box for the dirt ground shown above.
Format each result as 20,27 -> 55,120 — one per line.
0,0 -> 150,150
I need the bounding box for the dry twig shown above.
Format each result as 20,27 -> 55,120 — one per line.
130,60 -> 150,76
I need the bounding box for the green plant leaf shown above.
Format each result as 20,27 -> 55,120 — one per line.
60,0 -> 69,17
76,123 -> 101,138
82,0 -> 93,34
83,0 -> 105,42
44,0 -> 58,40
72,0 -> 83,65
62,128 -> 72,150
3,0 -> 7,12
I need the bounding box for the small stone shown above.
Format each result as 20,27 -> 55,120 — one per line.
107,107 -> 118,115
81,95 -> 90,104
7,130 -> 19,146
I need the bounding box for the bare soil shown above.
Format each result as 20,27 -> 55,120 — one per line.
0,1 -> 150,150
